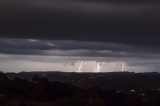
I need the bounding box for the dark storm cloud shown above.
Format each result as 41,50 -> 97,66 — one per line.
0,0 -> 160,46
73,0 -> 160,4
0,39 -> 159,60
0,38 -> 160,72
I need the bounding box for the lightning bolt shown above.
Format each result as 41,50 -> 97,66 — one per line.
121,62 -> 125,72
96,62 -> 101,73
78,61 -> 84,72
94,62 -> 97,72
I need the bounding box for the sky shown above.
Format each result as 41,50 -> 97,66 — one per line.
0,38 -> 160,72
0,0 -> 160,72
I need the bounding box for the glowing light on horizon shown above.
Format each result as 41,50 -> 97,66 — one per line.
75,61 -> 127,73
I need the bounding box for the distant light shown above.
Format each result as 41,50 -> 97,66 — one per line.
130,89 -> 135,93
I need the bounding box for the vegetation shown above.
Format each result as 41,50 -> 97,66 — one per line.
1,72 -> 160,106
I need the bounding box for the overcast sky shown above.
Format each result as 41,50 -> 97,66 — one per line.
0,38 -> 160,72
0,0 -> 160,72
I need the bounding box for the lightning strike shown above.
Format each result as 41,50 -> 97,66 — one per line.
78,61 -> 84,72
96,62 -> 101,73
94,62 -> 97,72
121,62 -> 125,72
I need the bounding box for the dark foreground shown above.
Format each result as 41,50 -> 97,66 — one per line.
1,72 -> 160,106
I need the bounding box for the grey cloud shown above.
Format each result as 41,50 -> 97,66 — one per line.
0,0 -> 160,46
0,0 -> 160,72
0,39 -> 159,60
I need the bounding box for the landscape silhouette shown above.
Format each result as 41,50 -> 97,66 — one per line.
1,71 -> 160,106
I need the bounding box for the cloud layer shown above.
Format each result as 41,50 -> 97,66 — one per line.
0,0 -> 160,46
0,38 -> 159,58
0,0 -> 160,72
0,39 -> 159,72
